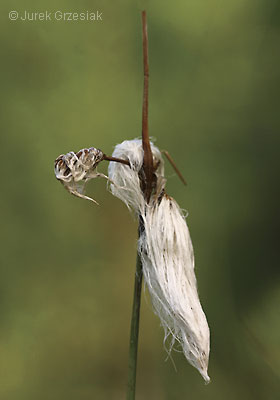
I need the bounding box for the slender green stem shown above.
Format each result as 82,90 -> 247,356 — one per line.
126,243 -> 143,400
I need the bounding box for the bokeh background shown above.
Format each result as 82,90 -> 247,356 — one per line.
1,0 -> 279,399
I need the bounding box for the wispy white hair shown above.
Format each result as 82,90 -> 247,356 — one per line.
108,139 -> 210,382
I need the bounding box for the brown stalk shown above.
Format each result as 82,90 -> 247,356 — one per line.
141,10 -> 156,202
102,154 -> 130,166
126,11 -> 155,400
162,150 -> 187,185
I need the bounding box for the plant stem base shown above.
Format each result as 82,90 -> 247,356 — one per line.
126,250 -> 143,400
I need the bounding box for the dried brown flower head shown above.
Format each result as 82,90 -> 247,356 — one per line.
54,147 -> 105,204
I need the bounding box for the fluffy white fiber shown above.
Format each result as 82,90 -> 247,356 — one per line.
108,139 -> 210,382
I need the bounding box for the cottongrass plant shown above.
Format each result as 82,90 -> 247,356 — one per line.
54,11 -> 210,399
108,139 -> 210,382
54,139 -> 210,382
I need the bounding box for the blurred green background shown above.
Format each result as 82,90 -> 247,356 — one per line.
1,0 -> 279,399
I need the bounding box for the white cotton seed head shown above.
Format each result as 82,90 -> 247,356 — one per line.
108,139 -> 210,382
140,195 -> 210,382
108,139 -> 166,212
54,147 -> 104,204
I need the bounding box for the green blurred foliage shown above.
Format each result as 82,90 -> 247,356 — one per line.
0,0 -> 279,399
